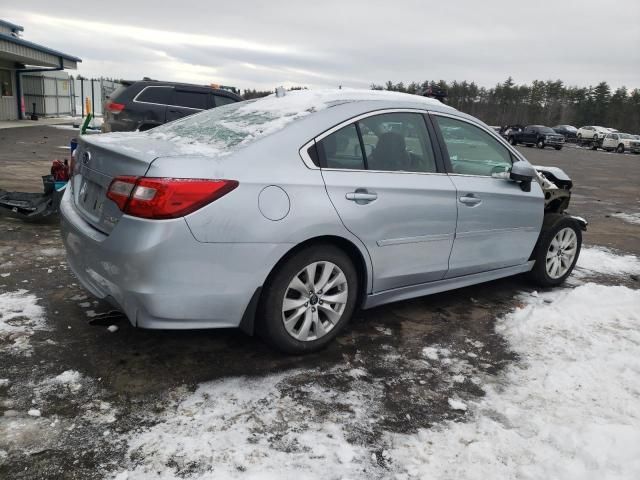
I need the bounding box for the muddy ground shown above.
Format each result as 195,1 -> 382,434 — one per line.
0,125 -> 639,479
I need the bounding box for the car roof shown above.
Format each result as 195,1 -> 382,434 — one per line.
237,88 -> 455,113
223,89 -> 468,150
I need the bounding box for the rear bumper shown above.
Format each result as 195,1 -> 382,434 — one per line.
60,190 -> 289,329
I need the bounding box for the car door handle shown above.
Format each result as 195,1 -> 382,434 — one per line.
346,190 -> 377,203
459,194 -> 482,206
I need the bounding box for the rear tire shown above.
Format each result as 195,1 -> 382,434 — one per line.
528,214 -> 582,287
509,136 -> 517,145
554,146 -> 562,151
258,244 -> 358,354
616,144 -> 625,153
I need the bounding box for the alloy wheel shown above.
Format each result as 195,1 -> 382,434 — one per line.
545,227 -> 578,279
281,261 -> 349,341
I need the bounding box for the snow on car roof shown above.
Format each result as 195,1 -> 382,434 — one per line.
234,88 -> 452,115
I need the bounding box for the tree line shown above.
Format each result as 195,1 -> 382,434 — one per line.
371,78 -> 640,133
242,79 -> 640,133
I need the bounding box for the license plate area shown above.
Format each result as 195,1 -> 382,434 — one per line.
78,178 -> 106,217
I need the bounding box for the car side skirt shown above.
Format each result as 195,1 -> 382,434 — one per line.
363,261 -> 535,309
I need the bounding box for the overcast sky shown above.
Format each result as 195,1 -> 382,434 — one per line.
6,1 -> 640,91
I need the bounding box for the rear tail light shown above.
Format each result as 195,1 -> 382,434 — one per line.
106,177 -> 238,219
105,100 -> 125,114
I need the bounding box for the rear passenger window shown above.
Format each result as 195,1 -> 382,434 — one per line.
358,113 -> 436,173
137,86 -> 172,104
174,91 -> 208,109
214,95 -> 236,107
317,124 -> 365,170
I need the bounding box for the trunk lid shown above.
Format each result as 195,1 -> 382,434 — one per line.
71,133 -> 193,234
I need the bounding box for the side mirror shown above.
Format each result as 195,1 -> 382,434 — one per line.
510,161 -> 536,192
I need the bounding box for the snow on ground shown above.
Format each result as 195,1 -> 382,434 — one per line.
41,370 -> 84,393
612,212 -> 640,226
388,283 -> 640,479
0,290 -> 46,355
38,247 -> 66,257
113,373 -> 376,479
575,246 -> 640,277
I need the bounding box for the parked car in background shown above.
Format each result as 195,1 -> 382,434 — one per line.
601,132 -> 640,153
102,80 -> 243,133
62,89 -> 585,354
508,125 -> 565,150
576,125 -> 610,142
552,125 -> 578,140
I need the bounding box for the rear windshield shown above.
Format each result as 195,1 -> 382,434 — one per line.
148,99 -> 309,154
106,84 -> 129,101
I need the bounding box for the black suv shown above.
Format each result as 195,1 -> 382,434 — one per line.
102,80 -> 243,132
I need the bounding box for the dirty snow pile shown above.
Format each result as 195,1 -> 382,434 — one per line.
112,374 -> 374,479
612,212 -> 640,226
575,245 -> 640,277
388,283 -> 640,479
0,290 -> 46,355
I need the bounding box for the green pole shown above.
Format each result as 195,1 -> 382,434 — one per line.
81,112 -> 92,135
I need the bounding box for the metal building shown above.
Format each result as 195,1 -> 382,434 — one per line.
0,19 -> 81,121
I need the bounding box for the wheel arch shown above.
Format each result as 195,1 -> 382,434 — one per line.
239,234 -> 372,335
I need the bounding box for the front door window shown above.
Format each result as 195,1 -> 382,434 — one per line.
434,116 -> 513,176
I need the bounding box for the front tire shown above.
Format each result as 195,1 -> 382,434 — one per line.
509,136 -> 517,145
258,244 -> 358,354
537,139 -> 545,149
616,144 -> 625,154
528,214 -> 582,287
554,146 -> 562,151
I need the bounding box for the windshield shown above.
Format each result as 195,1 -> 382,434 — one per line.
539,127 -> 556,134
619,133 -> 633,139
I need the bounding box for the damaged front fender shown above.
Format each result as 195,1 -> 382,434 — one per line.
534,165 -> 573,214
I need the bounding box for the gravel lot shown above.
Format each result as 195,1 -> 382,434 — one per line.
1,125 -> 639,479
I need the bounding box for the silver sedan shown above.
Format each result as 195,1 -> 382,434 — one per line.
61,89 -> 584,353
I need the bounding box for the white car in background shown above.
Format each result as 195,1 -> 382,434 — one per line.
576,125 -> 610,141
602,132 -> 640,154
